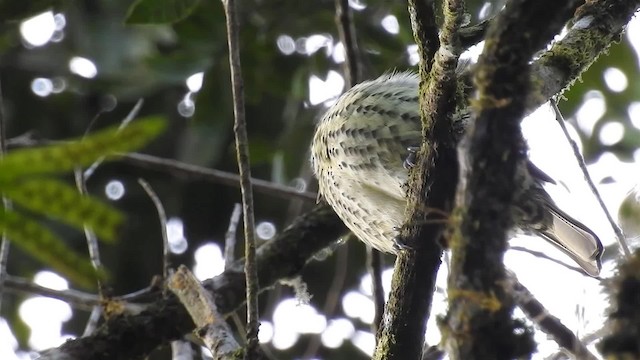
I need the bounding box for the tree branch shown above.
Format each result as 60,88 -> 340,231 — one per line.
441,0 -> 580,358
222,0 -> 260,353
506,272 -> 598,360
374,0 -> 462,359
123,153 -> 316,202
334,0 -> 362,86
529,0 -> 640,108
38,204 -> 345,360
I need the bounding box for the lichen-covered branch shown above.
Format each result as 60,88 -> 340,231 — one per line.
440,0 -> 581,359
407,0 -> 439,76
373,1 -> 464,359
168,266 -> 242,359
529,0 -> 640,107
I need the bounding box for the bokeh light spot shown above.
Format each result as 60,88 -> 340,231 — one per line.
20,12 -> 55,47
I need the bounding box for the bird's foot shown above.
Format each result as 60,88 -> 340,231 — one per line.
403,146 -> 421,170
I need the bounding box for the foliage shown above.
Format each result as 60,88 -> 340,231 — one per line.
0,118 -> 165,287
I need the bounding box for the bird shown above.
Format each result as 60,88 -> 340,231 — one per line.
310,71 -> 604,276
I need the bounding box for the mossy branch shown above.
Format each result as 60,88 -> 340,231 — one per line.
440,0 -> 581,358
374,0 -> 464,359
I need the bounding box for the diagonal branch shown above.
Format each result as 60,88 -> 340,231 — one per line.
529,0 -> 640,108
505,272 -> 598,360
38,204 -> 345,360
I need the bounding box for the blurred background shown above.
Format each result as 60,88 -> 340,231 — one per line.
0,0 -> 639,359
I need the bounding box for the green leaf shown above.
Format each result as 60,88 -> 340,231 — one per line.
0,210 -> 105,288
3,179 -> 123,243
0,117 -> 166,181
126,0 -> 201,24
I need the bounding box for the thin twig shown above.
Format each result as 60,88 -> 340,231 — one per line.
225,203 -> 243,270
73,101 -> 146,298
7,135 -> 316,202
368,245 -> 385,337
335,0 -> 362,86
3,274 -> 157,311
509,245 -> 588,276
138,179 -> 171,282
222,0 -> 260,356
0,77 -> 10,312
4,275 -> 103,310
82,306 -> 103,336
224,203 -> 248,346
546,327 -> 608,360
74,169 -> 105,293
124,153 -> 317,202
6,135 -> 316,203
83,99 -> 144,180
117,282 -> 159,302
505,271 -> 598,360
551,101 -> 631,258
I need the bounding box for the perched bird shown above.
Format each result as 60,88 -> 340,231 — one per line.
310,72 -> 604,276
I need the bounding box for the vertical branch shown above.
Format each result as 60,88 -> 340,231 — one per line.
441,0 -> 580,358
334,0 -> 386,336
74,169 -> 107,294
367,245 -> 385,336
408,0 -> 439,77
374,0 -> 463,358
221,0 -> 260,357
138,179 -> 171,282
335,0 -> 362,85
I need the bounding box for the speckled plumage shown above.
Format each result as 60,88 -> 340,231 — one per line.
310,72 -> 604,276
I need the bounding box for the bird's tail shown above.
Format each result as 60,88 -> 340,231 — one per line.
538,204 -> 604,277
